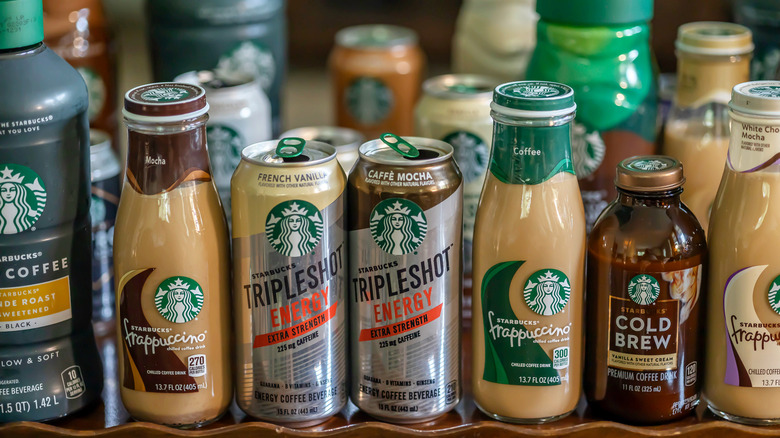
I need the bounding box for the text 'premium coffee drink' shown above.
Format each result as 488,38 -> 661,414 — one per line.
349,134 -> 462,423
471,81 -> 585,423
586,156 -> 707,424
232,138 -> 347,426
114,83 -> 232,427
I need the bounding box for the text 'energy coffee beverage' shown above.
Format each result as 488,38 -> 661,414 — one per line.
349,134 -> 462,423
705,81 -> 780,425
281,126 -> 364,174
586,156 -> 707,424
0,0 -> 102,422
114,82 -> 232,427
472,81 -> 586,423
232,138 -> 347,426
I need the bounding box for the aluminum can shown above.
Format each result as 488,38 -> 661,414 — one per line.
348,134 -> 463,423
176,70 -> 272,225
415,74 -> 496,298
281,126 -> 364,174
89,129 -> 121,331
232,138 -> 347,427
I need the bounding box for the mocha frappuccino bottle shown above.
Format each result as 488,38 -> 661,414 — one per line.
472,81 -> 586,423
114,83 -> 232,427
705,81 -> 780,424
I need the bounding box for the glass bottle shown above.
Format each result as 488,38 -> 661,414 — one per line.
734,0 -> 780,80
526,0 -> 657,230
472,81 -> 586,423
662,22 -> 752,235
705,81 -> 780,425
114,83 -> 232,427
586,156 -> 707,424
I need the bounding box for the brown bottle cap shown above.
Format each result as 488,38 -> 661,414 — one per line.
615,155 -> 685,192
123,82 -> 208,122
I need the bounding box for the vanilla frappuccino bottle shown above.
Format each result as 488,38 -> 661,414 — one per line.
472,81 -> 586,423
662,22 -> 752,234
114,83 -> 232,427
705,81 -> 780,424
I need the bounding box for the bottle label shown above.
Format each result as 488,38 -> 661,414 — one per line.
442,130 -> 488,246
723,266 -> 780,387
489,124 -> 575,185
482,262 -> 573,386
0,164 -> 47,235
91,174 -> 119,322
345,77 -> 394,125
728,119 -> 780,173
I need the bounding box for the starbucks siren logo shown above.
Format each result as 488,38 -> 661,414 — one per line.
265,200 -> 324,257
345,77 -> 394,124
749,85 -> 780,98
632,159 -> 669,171
206,124 -> 245,185
571,122 -> 605,178
512,84 -> 561,98
443,131 -> 488,183
768,275 -> 780,315
140,87 -> 190,103
77,67 -> 106,121
216,41 -> 276,92
523,269 -> 571,316
0,164 -> 46,235
370,198 -> 427,255
90,194 -> 106,227
155,277 -> 204,323
628,274 -> 661,305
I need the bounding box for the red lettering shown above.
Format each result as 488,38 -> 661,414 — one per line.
402,296 -> 413,315
301,298 -> 312,318
280,305 -> 292,325
270,307 -> 280,328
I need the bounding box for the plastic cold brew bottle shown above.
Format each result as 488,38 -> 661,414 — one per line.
472,81 -> 586,423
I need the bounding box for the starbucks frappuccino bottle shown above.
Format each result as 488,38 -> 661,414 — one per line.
472,81 -> 586,423
114,83 -> 232,427
705,81 -> 780,424
663,22 -> 752,234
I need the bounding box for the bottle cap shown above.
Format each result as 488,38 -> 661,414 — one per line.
536,0 -> 653,26
616,156 -> 685,192
336,24 -> 417,49
676,22 -> 753,56
492,81 -> 576,118
123,83 -> 209,123
730,81 -> 780,117
0,0 -> 43,50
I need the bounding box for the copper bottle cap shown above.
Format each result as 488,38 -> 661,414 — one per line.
615,155 -> 685,192
123,82 -> 208,122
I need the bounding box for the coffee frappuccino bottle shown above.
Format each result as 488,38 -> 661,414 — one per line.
705,81 -> 780,424
114,83 -> 232,427
586,156 -> 707,424
663,22 -> 752,234
472,81 -> 586,423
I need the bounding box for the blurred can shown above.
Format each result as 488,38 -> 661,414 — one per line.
281,126 -> 364,173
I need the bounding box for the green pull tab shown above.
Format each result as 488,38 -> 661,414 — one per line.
276,137 -> 305,158
380,133 -> 419,158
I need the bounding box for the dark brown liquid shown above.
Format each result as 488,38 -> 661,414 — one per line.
585,190 -> 707,424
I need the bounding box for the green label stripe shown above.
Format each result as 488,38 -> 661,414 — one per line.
489,124 -> 575,185
481,261 -> 561,386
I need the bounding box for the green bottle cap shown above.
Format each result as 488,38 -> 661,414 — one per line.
536,0 -> 653,25
0,0 -> 43,50
492,81 -> 576,117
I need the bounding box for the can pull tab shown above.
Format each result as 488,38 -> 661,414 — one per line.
276,137 -> 305,158
380,133 -> 420,158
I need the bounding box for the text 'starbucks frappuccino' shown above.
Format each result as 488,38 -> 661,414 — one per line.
114,83 -> 232,427
349,134 -> 462,423
232,139 -> 347,426
472,81 -> 586,423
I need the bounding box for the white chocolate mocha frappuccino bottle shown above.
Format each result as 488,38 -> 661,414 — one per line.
472,81 -> 586,423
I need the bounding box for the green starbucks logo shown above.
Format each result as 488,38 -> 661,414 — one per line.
77,67 -> 106,122
768,275 -> 780,315
345,77 -> 394,125
140,87 -> 191,103
216,41 -> 276,92
443,131 -> 488,183
90,194 -> 106,226
523,269 -> 571,316
0,164 -> 46,235
628,275 -> 661,305
370,199 -> 427,255
572,122 -> 605,178
265,200 -> 324,257
631,159 -> 669,171
749,85 -> 780,98
511,83 -> 563,98
155,277 -> 204,323
206,124 -> 244,183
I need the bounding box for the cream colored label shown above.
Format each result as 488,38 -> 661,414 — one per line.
729,119 -> 780,173
676,58 -> 749,108
0,276 -> 71,331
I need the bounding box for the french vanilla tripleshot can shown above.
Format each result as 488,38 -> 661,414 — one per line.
232,138 -> 348,426
349,134 -> 463,423
281,126 -> 364,174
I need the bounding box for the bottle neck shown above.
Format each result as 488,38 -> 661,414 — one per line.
675,52 -> 751,108
125,115 -> 212,195
617,188 -> 682,208
488,111 -> 575,185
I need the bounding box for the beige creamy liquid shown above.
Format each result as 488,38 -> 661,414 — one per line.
663,121 -> 730,234
705,168 -> 780,420
472,172 -> 585,419
114,180 -> 232,425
